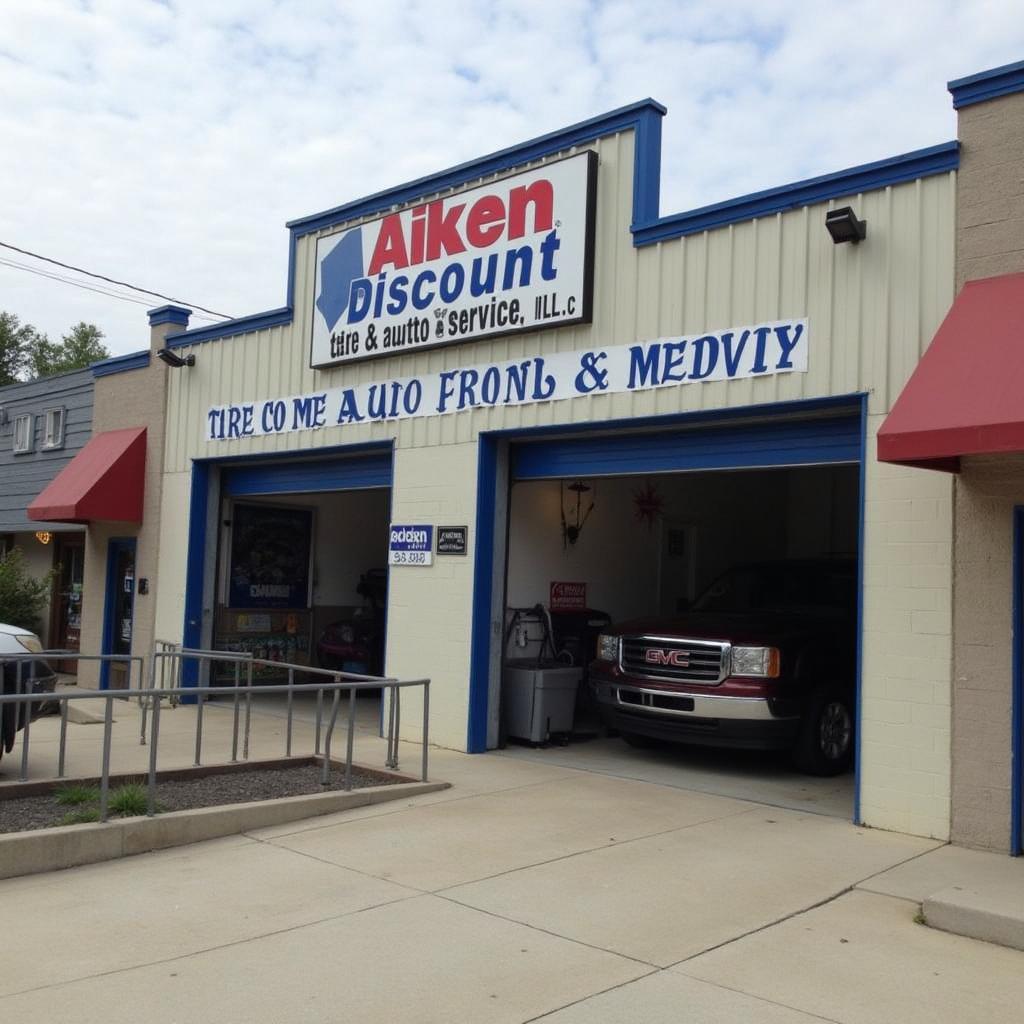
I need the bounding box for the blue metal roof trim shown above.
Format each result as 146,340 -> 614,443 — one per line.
949,59 -> 1024,109
91,350 -> 151,377
163,98 -> 959,351
633,142 -> 960,245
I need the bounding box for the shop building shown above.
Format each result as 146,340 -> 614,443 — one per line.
28,309 -> 185,688
145,75 -> 971,846
878,60 -> 1024,853
0,367 -> 94,652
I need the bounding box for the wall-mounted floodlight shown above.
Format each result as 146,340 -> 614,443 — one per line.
157,348 -> 195,368
826,206 -> 867,244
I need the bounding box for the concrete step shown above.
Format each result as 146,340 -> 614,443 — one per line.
925,880 -> 1024,951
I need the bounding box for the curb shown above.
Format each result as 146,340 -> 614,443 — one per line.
924,886 -> 1024,951
0,780 -> 450,880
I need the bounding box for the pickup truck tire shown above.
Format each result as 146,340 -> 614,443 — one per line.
793,685 -> 854,776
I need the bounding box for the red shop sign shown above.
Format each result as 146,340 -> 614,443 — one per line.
550,581 -> 586,612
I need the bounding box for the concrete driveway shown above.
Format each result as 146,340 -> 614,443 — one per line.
2,707 -> 1022,1023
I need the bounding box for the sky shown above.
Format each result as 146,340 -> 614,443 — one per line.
2,1 -> 1023,357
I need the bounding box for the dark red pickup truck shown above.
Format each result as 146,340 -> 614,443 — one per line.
589,559 -> 857,776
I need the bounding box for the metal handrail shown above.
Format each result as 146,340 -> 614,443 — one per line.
0,646 -> 431,822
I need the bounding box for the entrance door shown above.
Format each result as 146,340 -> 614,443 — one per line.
102,538 -> 136,690
51,535 -> 84,673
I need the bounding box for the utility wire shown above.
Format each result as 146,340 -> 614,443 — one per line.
0,257 -> 223,324
0,240 -> 233,319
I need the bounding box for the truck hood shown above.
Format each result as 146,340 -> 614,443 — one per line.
606,610 -> 851,646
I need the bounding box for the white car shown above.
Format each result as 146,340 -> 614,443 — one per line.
1,623 -> 57,761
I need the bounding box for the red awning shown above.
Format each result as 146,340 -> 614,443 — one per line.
878,272 -> 1024,471
28,427 -> 146,524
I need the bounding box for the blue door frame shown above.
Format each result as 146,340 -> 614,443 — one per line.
100,537 -> 137,690
1011,508 -> 1024,854
181,443 -> 395,689
468,394 -> 868,825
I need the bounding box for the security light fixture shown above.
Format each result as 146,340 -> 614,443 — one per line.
825,206 -> 867,244
157,348 -> 195,368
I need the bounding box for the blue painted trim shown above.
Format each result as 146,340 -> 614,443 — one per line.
165,308 -> 292,349
511,413 -> 861,480
1011,507 -> 1024,854
468,434 -> 498,753
949,59 -> 1024,109
147,304 -> 191,327
285,100 -> 667,236
181,461 -> 210,688
633,142 -> 960,245
853,395 -> 868,826
100,538 -> 136,690
194,439 -> 394,467
222,453 -> 393,496
91,350 -> 150,378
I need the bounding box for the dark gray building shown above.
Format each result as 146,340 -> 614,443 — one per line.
0,368 -> 94,648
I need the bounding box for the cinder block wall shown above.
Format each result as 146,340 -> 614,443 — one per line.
78,328 -> 175,688
957,90 -> 1024,290
948,88 -> 1024,851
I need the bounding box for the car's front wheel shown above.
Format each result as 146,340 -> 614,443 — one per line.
793,685 -> 854,776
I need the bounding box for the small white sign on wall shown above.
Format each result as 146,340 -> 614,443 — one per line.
389,524 -> 434,566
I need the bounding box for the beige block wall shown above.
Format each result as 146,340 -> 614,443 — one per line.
957,90 -> 1024,289
860,414 -> 954,839
78,333 -> 174,688
950,458 -> 1021,852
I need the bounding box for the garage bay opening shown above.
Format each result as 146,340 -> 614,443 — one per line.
494,410 -> 862,817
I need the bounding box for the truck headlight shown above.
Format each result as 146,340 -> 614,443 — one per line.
596,634 -> 619,662
731,646 -> 780,678
15,634 -> 42,654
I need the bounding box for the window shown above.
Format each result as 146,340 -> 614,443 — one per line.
12,414 -> 33,454
42,407 -> 66,450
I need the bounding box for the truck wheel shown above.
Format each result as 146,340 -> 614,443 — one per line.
793,686 -> 854,776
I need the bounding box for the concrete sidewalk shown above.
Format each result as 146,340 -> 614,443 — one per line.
1,698 -> 1022,1023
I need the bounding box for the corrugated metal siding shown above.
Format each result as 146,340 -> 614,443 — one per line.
164,129 -> 956,472
0,368 -> 94,532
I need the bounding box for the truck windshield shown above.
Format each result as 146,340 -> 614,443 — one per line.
692,563 -> 854,615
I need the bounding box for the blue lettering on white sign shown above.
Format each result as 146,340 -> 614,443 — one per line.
206,319 -> 808,442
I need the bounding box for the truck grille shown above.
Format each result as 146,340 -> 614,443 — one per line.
619,635 -> 729,685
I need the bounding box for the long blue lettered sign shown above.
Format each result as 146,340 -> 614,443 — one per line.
206,318 -> 807,442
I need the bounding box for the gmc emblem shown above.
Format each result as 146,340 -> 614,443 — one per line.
644,648 -> 690,667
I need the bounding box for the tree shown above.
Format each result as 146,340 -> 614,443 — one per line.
27,321 -> 110,379
0,548 -> 53,633
0,312 -> 37,386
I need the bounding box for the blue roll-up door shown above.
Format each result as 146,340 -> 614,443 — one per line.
511,411 -> 861,481
222,450 -> 392,496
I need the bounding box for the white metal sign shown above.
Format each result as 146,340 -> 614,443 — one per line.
310,151 -> 596,368
389,524 -> 434,566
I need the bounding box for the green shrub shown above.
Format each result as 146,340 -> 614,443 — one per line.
60,808 -> 101,826
54,784 -> 101,806
0,547 -> 54,633
108,782 -> 149,817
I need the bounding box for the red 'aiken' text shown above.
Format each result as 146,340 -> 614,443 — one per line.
368,179 -> 555,276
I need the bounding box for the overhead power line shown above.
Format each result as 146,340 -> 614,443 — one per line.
0,240 -> 233,319
0,256 -> 223,325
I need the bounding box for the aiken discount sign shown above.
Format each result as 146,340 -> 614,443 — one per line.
310,152 -> 597,368
207,319 -> 808,442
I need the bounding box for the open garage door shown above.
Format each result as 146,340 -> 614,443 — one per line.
474,404 -> 864,818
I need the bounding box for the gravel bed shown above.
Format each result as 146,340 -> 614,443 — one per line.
0,763 -> 402,834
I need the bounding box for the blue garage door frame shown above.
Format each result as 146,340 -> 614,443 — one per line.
511,412 -> 861,481
182,445 -> 394,685
469,397 -> 868,820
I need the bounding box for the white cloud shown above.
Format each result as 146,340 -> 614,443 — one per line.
0,0 -> 1021,354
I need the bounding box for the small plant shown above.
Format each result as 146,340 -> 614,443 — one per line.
54,784 -> 101,807
914,908 -> 927,926
107,782 -> 149,817
60,808 -> 101,826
